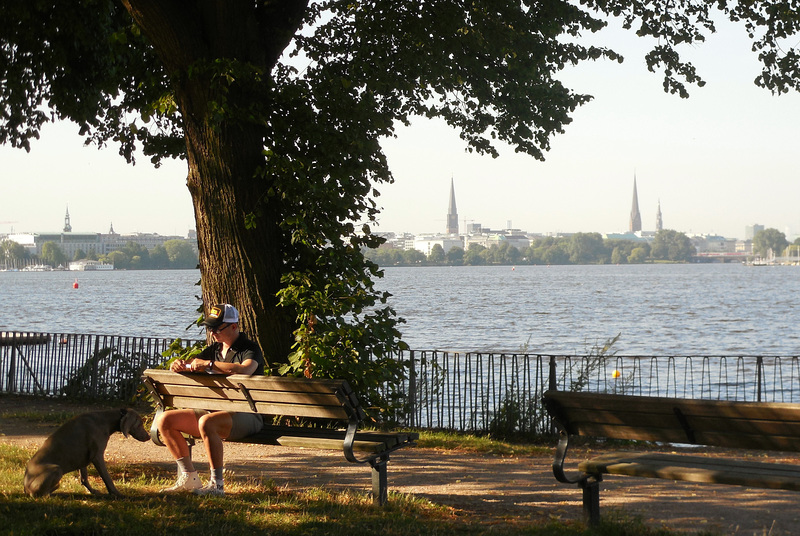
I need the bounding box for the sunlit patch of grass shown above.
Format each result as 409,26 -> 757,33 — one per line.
416,430 -> 551,456
0,409 -> 81,424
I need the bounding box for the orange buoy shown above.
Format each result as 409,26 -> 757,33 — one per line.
73,279 -> 79,289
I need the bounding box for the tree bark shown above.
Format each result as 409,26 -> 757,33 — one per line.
120,0 -> 307,366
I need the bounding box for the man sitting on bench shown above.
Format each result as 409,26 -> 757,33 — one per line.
157,303 -> 265,496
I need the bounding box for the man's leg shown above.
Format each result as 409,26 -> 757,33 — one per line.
193,411 -> 233,496
157,409 -> 204,492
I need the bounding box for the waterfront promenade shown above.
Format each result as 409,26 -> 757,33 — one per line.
2,395 -> 800,534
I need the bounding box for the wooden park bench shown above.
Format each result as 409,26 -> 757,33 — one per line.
142,369 -> 418,505
542,389 -> 800,524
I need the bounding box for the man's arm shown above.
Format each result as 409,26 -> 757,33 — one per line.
208,358 -> 257,375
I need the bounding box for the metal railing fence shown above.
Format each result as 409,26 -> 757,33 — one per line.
2,331 -> 799,435
399,351 -> 800,435
0,331 -> 199,402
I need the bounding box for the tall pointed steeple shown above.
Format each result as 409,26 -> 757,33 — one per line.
655,199 -> 663,232
629,176 -> 642,233
446,177 -> 459,235
63,206 -> 72,233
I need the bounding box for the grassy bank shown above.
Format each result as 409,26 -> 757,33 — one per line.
0,442 -> 682,536
0,400 -> 700,535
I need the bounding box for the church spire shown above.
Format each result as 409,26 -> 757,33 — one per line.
629,175 -> 642,233
446,177 -> 459,235
655,199 -> 663,232
63,206 -> 72,233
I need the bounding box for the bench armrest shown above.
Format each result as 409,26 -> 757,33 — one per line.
342,415 -> 360,463
552,429 -> 597,485
543,394 -> 597,486
149,406 -> 166,446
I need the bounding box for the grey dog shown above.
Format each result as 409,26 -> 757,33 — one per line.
23,408 -> 150,497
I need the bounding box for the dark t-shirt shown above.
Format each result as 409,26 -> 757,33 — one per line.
199,332 -> 265,376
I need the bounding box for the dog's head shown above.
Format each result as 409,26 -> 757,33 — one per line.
24,463 -> 63,497
119,409 -> 151,442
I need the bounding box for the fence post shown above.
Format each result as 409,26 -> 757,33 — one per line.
756,356 -> 763,402
548,355 -> 557,391
92,335 -> 101,395
7,333 -> 17,393
407,350 -> 416,428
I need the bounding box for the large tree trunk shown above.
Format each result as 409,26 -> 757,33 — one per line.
120,0 -> 307,367
184,109 -> 293,367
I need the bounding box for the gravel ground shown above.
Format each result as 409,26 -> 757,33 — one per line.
3,395 -> 800,534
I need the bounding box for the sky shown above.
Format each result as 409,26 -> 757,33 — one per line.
1,15 -> 798,241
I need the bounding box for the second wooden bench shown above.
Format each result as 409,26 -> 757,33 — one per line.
543,389 -> 800,524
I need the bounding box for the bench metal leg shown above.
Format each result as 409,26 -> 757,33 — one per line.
369,455 -> 389,506
580,479 -> 601,525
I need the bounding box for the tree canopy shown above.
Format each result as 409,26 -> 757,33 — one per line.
753,228 -> 789,258
651,229 -> 696,262
2,1 -> 798,404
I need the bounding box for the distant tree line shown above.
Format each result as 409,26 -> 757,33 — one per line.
366,231 -> 694,266
0,239 -> 198,270
4,228 -> 792,270
367,228 -> 799,267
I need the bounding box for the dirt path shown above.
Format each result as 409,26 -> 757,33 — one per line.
3,395 -> 800,534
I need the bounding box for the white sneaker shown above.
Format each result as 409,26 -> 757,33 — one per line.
160,471 -> 202,493
193,480 -> 225,496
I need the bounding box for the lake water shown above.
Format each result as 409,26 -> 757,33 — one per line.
0,270 -> 206,341
2,264 -> 799,355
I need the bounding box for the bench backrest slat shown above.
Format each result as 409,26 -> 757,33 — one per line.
143,369 -> 358,421
163,394 -> 350,420
145,369 -> 348,392
150,383 -> 346,409
544,390 -> 800,453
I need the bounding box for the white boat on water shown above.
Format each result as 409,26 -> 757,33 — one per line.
68,260 -> 114,271
21,264 -> 53,271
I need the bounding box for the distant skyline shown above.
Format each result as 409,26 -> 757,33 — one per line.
1,16 -> 798,241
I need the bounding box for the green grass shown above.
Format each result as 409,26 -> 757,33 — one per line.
1,441 -> 705,536
415,430 -> 552,457
0,401 -> 712,535
1,409 -> 83,424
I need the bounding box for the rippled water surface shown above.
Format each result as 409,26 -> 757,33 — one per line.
376,264 -> 800,354
0,269 -> 204,340
2,264 -> 799,354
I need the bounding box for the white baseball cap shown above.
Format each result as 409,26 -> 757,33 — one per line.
201,303 -> 239,329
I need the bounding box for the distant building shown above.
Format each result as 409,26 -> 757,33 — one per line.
604,231 -> 652,242
6,230 -> 195,259
8,231 -> 103,259
101,230 -> 196,254
376,232 -> 416,251
3,208 -> 197,259
465,227 -> 530,250
735,239 -> 754,254
629,176 -> 642,232
745,224 -> 764,240
446,178 -> 459,235
413,235 -> 464,255
488,233 -> 530,250
655,200 -> 663,232
465,222 -> 484,234
691,234 -> 737,254
63,206 -> 72,232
